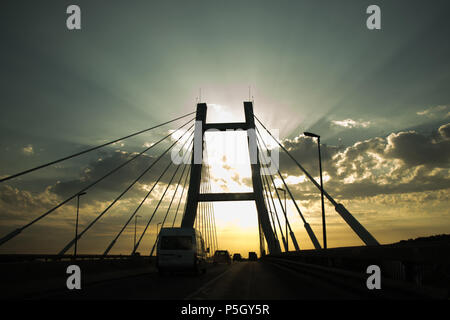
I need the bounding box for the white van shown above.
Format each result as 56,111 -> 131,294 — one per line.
156,227 -> 208,274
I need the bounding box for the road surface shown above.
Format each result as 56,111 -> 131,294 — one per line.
41,261 -> 360,299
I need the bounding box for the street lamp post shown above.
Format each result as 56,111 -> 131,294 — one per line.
154,222 -> 162,257
74,192 -> 87,258
134,215 -> 141,251
304,132 -> 327,249
277,188 -> 287,251
157,222 -> 162,235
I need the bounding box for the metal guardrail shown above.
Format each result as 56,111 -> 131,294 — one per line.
0,254 -> 150,263
274,243 -> 450,288
264,256 -> 448,299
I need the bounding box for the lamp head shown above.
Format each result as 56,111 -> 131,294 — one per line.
304,132 -> 319,138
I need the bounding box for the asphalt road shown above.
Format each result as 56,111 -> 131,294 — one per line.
42,261 -> 361,299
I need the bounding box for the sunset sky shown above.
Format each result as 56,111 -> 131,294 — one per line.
0,0 -> 449,256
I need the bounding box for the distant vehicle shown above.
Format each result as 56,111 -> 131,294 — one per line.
232,253 -> 242,261
156,227 -> 208,274
248,252 -> 258,261
213,250 -> 231,264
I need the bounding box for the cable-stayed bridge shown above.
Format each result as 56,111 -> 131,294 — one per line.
0,102 -> 447,300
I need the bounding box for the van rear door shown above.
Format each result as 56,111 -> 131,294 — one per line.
158,235 -> 195,269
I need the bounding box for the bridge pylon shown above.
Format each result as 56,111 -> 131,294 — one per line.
181,102 -> 282,255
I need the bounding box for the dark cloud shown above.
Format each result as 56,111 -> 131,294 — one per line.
50,149 -> 187,202
278,123 -> 450,200
279,135 -> 342,177
384,129 -> 450,167
2,123 -> 449,227
438,123 -> 450,140
0,184 -> 59,221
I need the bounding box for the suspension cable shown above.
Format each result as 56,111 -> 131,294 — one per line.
256,126 -> 308,224
260,167 -> 279,243
256,117 -> 379,247
201,165 -> 209,256
58,128 -> 195,255
133,139 -> 194,254
171,161 -> 191,227
206,170 -> 213,257
256,136 -> 300,249
149,148 -> 193,256
0,118 -> 195,248
0,112 -> 196,183
198,169 -> 203,247
205,144 -> 217,254
257,147 -> 288,251
254,115 -> 340,206
204,165 -> 213,257
256,140 -> 278,239
260,164 -> 287,251
256,126 -> 321,249
103,131 -> 194,255
199,168 -> 204,253
202,145 -> 212,256
206,163 -> 218,252
256,135 -> 302,244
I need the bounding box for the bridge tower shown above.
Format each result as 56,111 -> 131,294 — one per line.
181,102 -> 282,255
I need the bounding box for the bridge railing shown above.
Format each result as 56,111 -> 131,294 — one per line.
0,254 -> 151,263
267,242 -> 450,293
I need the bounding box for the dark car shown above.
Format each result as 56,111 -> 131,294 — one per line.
213,250 -> 231,264
232,253 -> 242,261
248,252 -> 258,261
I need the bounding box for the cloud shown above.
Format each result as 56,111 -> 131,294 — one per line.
49,148 -> 187,203
331,119 -> 371,129
278,123 -> 450,201
0,185 -> 59,221
384,129 -> 449,167
2,124 -> 449,233
416,105 -> 449,118
1,124 -> 450,254
22,145 -> 34,156
0,180 -> 187,254
143,142 -> 154,148
279,134 -> 341,177
438,123 -> 450,140
0,151 -> 190,227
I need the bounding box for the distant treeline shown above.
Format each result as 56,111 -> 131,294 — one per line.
394,234 -> 450,245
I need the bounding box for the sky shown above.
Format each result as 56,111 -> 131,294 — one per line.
0,0 -> 449,255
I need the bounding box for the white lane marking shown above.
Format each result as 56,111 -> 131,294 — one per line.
184,267 -> 231,300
